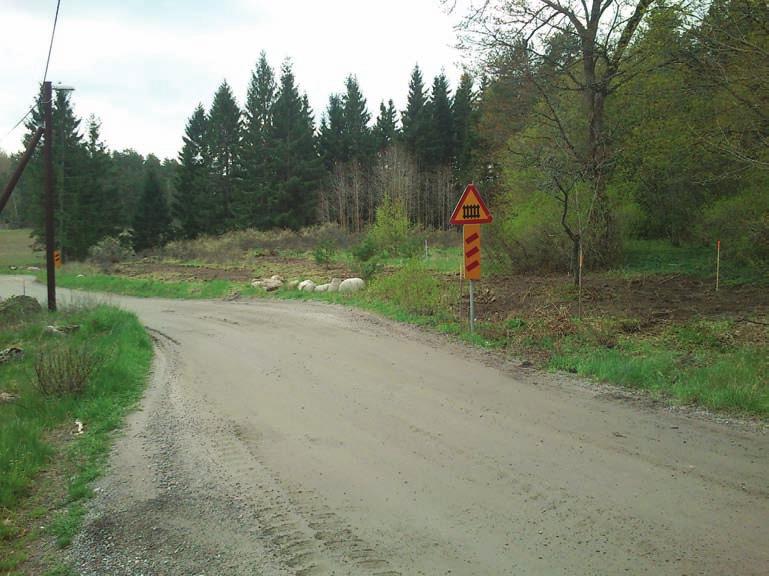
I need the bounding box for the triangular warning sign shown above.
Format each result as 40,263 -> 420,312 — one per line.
450,184 -> 493,225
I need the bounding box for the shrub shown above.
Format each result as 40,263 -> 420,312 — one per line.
33,345 -> 101,397
88,235 -> 135,270
313,240 -> 336,266
369,260 -> 451,316
367,197 -> 420,258
701,185 -> 769,265
352,236 -> 378,262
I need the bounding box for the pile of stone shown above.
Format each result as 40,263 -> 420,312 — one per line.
297,278 -> 365,293
251,275 -> 366,294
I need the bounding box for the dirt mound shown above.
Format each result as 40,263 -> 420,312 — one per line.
0,295 -> 42,324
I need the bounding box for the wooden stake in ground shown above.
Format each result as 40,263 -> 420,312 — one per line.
716,239 -> 721,292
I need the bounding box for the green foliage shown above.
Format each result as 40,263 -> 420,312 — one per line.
369,260 -> 452,316
486,176 -> 572,273
175,104 -> 210,239
550,322 -> 769,415
367,196 -> 419,258
206,80 -> 242,231
351,235 -> 378,262
88,235 -> 135,270
313,240 -> 335,266
0,305 -> 152,515
132,162 -> 172,251
701,182 -> 769,266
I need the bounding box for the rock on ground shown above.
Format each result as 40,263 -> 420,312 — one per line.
298,280 -> 316,292
339,278 -> 366,293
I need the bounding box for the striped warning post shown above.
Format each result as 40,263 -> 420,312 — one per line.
463,224 -> 481,280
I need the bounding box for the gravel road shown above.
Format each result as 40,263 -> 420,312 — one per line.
1,276 -> 767,575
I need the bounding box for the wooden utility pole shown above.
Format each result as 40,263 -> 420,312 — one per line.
0,127 -> 44,215
43,80 -> 56,312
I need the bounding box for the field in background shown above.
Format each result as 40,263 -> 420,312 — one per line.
0,228 -> 43,269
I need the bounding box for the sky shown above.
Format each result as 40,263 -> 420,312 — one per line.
0,0 -> 468,160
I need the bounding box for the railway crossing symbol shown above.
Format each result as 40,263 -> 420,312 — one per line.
449,183 -> 492,225
450,184 -> 493,332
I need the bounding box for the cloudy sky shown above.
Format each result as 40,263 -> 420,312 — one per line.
1,0 -> 468,160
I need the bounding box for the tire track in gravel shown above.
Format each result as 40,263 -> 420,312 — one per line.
70,332 -> 401,576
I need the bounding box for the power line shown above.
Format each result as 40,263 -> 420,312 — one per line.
42,0 -> 63,85
1,0 -> 62,147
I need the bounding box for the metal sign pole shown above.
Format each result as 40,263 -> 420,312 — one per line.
469,279 -> 475,333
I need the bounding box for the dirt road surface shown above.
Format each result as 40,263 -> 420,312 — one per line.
2,276 -> 767,575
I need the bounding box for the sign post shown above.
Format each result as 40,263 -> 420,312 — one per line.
450,184 -> 493,333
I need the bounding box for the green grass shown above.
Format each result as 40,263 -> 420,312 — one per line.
0,228 -> 43,269
549,320 -> 769,415
0,303 -> 153,572
619,239 -> 768,285
49,270 -> 261,299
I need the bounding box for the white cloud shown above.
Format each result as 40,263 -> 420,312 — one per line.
0,1 -> 467,159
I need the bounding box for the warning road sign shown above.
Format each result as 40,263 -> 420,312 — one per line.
450,184 -> 492,225
53,250 -> 62,270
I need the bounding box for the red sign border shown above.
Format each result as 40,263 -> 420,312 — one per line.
450,183 -> 493,225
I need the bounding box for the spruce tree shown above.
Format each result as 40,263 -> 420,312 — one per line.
341,75 -> 373,163
83,116 -> 122,247
401,65 -> 430,162
133,160 -> 171,251
24,89 -> 89,260
241,52 -> 277,228
319,94 -> 345,169
175,104 -> 209,238
426,73 -> 454,167
206,80 -> 241,232
452,72 -> 476,181
270,62 -> 324,229
373,100 -> 398,152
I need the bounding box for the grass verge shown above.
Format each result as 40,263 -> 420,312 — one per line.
0,303 -> 153,574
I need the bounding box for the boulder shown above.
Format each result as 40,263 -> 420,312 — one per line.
0,295 -> 41,323
298,280 -> 316,292
327,278 -> 342,292
287,280 -> 300,290
339,278 -> 366,293
0,347 -> 23,364
251,277 -> 283,291
315,284 -> 329,292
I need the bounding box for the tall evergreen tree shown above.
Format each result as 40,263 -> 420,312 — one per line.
401,65 -> 430,162
241,52 -> 277,228
425,72 -> 454,167
373,100 -> 398,152
341,75 -> 373,163
175,104 -> 209,238
21,89 -> 89,259
83,116 -> 122,246
270,62 -> 324,228
206,80 -> 241,232
452,72 -> 476,179
133,160 -> 171,251
319,94 -> 345,169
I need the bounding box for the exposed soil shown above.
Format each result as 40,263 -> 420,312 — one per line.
462,273 -> 769,324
